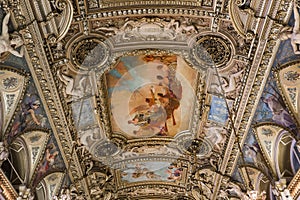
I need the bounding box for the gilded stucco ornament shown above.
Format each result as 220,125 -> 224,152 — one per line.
46,0 -> 74,43
13,0 -> 73,43
63,34 -> 110,75
3,0 -> 295,198
228,0 -> 266,39
229,0 -> 252,38
16,185 -> 34,200
84,169 -> 115,200
117,185 -> 185,199
90,140 -> 119,159
57,69 -> 97,99
189,168 -> 217,199
225,182 -> 249,199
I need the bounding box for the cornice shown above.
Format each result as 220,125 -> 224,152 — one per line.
211,0 -> 291,198
226,0 -> 289,173
82,8 -> 230,21
0,169 -> 18,200
20,22 -> 91,197
87,0 -> 203,10
289,168 -> 300,199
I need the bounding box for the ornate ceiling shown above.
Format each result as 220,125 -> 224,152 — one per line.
0,0 -> 300,199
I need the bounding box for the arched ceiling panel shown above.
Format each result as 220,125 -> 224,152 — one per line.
253,124 -> 285,175
0,67 -> 27,136
20,130 -> 50,181
276,61 -> 300,126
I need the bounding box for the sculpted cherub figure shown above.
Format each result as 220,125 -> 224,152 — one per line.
0,142 -> 8,164
0,12 -> 24,59
279,0 -> 300,54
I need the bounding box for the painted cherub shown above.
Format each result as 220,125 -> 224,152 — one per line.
37,143 -> 59,176
0,12 -> 24,59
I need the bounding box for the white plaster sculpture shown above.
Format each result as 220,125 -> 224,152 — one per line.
0,142 -> 8,163
58,70 -> 96,98
279,1 -> 300,54
222,69 -> 244,93
0,12 -> 24,59
226,182 -> 250,200
204,126 -> 226,151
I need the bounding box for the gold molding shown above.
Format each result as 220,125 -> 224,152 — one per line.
0,168 -> 18,200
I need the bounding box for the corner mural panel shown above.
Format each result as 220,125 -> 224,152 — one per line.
34,138 -> 64,186
253,124 -> 285,175
253,74 -> 297,132
0,68 -> 27,135
277,63 -> 300,125
4,78 -> 65,186
9,80 -> 49,139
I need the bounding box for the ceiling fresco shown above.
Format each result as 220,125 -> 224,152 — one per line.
106,54 -> 197,138
1,0 -> 300,200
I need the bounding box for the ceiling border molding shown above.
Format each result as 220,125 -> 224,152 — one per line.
87,0 -> 204,10
289,168 -> 300,199
16,20 -> 91,197
211,0 -> 292,199
54,7 -> 251,199
0,168 -> 18,199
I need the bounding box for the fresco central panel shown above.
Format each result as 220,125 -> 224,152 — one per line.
106,54 -> 197,138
